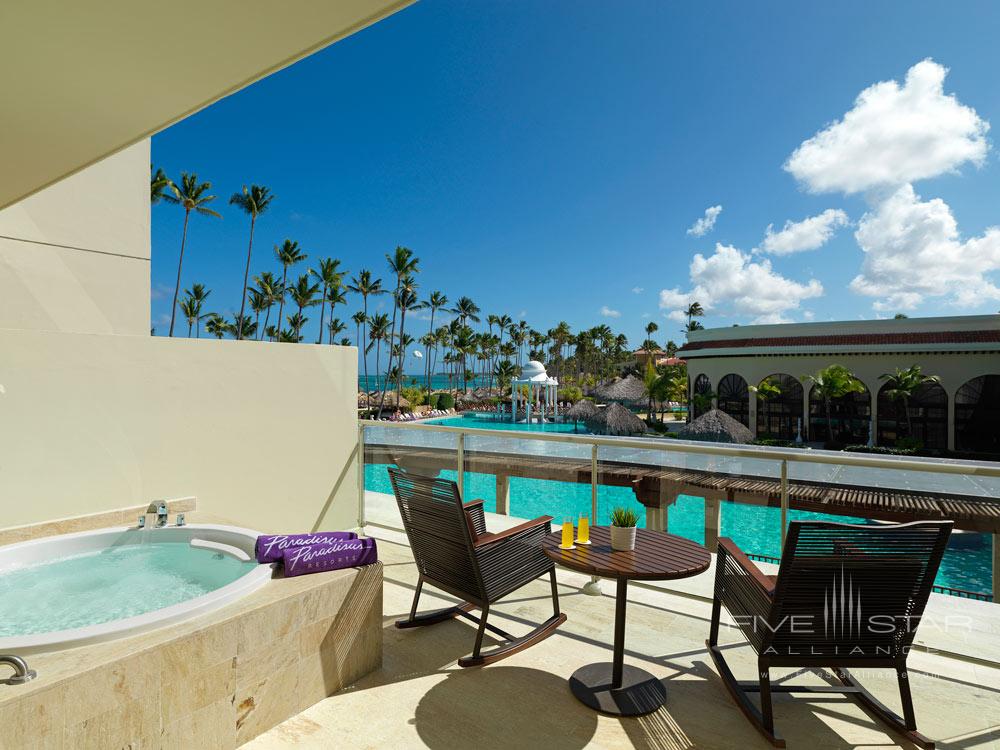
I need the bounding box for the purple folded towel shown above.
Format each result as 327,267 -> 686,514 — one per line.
281,537 -> 378,577
255,531 -> 358,563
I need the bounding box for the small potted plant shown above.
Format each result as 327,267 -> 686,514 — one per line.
609,507 -> 639,551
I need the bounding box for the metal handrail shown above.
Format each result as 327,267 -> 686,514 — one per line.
359,418 -> 1000,478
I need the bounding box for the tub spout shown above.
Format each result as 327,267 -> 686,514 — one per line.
0,655 -> 37,685
155,502 -> 168,528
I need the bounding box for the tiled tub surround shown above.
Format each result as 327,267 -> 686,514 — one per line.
0,513 -> 383,749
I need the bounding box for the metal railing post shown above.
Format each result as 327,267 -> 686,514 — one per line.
357,424 -> 366,535
457,432 -> 465,498
582,444 -> 602,596
780,459 -> 788,550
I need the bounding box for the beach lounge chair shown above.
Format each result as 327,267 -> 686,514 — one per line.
388,467 -> 566,666
707,520 -> 951,748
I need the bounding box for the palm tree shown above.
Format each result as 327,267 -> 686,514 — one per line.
879,365 -> 941,440
643,321 -> 659,363
229,185 -> 274,340
181,283 -> 211,337
247,288 -> 268,336
367,313 -> 391,393
351,310 -> 367,351
310,258 -> 344,344
452,325 -> 477,392
285,312 -> 308,341
287,274 -> 320,340
804,365 -> 865,444
325,286 -> 347,344
750,377 -> 782,437
179,297 -> 199,338
274,240 -> 306,341
327,317 -> 347,343
377,247 -> 419,416
150,165 -> 170,204
453,296 -> 481,327
229,314 -> 258,340
252,271 -> 282,340
162,173 -> 221,337
348,270 -> 384,399
684,302 -> 704,329
422,291 -> 449,391
204,313 -> 228,339
393,276 -> 420,404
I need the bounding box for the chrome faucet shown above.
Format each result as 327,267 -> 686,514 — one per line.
175,513 -> 186,527
0,655 -> 37,685
156,502 -> 168,527
137,514 -> 146,529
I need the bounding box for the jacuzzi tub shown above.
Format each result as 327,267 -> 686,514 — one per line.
0,524 -> 273,654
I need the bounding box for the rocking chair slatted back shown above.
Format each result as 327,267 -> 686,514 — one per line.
766,520 -> 951,659
388,467 -> 486,603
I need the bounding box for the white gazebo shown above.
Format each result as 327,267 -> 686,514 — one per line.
510,361 -> 559,423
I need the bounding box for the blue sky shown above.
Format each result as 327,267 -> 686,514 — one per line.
152,0 -> 1000,369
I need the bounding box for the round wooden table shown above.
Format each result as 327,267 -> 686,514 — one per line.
542,526 -> 711,716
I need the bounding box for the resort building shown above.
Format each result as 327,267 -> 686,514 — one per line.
3,4 -> 1000,750
678,315 -> 1000,454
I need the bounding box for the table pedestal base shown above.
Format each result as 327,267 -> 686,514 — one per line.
568,663 -> 666,716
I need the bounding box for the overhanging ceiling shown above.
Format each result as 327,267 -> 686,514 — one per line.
0,0 -> 413,210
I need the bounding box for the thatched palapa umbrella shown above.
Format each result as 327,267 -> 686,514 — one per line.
380,391 -> 411,410
565,399 -> 598,423
591,374 -> 646,406
588,402 -> 646,436
675,408 -> 752,444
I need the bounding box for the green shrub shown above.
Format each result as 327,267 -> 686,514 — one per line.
751,438 -> 806,448
896,436 -> 924,451
401,386 -> 425,406
427,393 -> 440,409
438,393 -> 455,410
559,386 -> 583,403
844,444 -> 918,456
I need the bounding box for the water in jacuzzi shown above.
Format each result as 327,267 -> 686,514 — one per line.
0,543 -> 256,637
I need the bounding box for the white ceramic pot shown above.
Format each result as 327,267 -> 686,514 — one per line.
610,525 -> 636,552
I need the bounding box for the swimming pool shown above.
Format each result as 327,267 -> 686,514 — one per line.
365,456 -> 993,597
427,414 -> 582,433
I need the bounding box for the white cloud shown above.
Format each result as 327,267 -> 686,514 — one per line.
687,205 -> 723,237
665,310 -> 687,322
785,60 -> 988,194
850,184 -> 1000,310
758,209 -> 849,255
632,286 -> 644,294
599,306 -> 621,319
659,244 -> 823,324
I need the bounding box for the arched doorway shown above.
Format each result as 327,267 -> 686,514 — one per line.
876,381 -> 947,450
808,383 -> 871,446
955,375 -> 1000,455
756,374 -> 803,441
692,374 -> 712,419
717,373 -> 749,427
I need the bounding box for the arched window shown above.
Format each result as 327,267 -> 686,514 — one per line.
717,373 -> 749,427
692,374 -> 712,419
876,381 -> 947,451
954,375 -> 1000,455
756,374 -> 803,441
808,383 -> 871,446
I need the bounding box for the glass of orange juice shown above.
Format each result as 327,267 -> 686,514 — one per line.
560,516 -> 575,549
577,511 -> 591,545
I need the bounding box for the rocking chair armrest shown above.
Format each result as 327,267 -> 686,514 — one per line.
463,498 -> 486,510
718,538 -> 775,597
463,500 -> 488,539
474,516 -> 553,548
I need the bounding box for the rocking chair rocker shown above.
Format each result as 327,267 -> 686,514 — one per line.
708,519 -> 951,748
388,467 -> 566,667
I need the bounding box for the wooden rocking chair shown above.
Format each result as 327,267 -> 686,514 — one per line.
708,519 -> 951,748
388,467 -> 566,667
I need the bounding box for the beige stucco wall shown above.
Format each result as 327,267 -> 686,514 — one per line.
0,141 -> 150,335
0,329 -> 359,534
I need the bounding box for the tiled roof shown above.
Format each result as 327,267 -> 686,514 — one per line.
679,329 -> 1000,353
